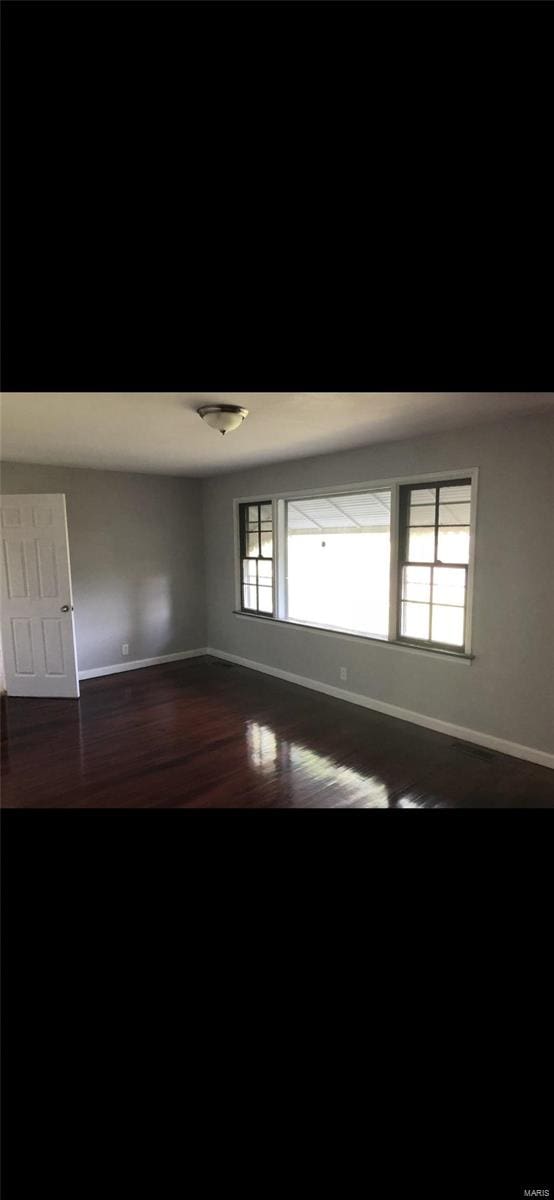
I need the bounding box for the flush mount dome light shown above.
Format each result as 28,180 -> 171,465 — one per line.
197,404 -> 249,436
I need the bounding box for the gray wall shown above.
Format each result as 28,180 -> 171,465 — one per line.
1,462 -> 206,671
202,413 -> 554,754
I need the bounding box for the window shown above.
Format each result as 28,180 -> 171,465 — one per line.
235,472 -> 476,658
286,490 -> 391,638
239,501 -> 274,615
398,479 -> 472,650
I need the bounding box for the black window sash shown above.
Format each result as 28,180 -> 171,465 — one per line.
239,502 -> 274,616
398,479 -> 471,650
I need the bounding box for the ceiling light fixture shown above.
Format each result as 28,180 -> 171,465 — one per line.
197,404 -> 249,436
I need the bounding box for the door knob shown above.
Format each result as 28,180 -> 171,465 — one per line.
60,605 -> 70,612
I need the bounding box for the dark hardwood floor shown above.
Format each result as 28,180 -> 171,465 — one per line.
1,656 -> 553,808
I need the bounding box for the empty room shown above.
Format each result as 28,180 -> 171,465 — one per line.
1,392 -> 553,808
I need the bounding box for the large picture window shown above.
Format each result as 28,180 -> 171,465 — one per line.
286,490 -> 391,638
236,472 -> 476,658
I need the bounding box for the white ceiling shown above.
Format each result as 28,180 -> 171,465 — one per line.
1,393 -> 553,478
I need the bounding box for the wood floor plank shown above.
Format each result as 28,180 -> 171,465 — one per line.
1,656 -> 553,808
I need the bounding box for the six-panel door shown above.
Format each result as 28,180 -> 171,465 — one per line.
0,494 -> 80,697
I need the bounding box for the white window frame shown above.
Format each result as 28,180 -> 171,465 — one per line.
233,467 -> 479,663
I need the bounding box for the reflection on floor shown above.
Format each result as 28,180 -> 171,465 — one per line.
246,720 -> 391,807
1,656 -> 553,808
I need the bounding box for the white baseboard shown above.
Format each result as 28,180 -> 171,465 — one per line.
79,648 -> 208,681
206,647 -> 554,771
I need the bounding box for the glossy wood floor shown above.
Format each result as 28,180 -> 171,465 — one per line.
1,656 -> 553,808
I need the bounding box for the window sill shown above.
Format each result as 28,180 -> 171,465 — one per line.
232,611 -> 474,663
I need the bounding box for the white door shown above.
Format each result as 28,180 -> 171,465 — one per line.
0,494 -> 79,698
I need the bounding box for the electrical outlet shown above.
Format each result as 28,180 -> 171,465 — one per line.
121,644 -> 129,656
340,667 -> 348,682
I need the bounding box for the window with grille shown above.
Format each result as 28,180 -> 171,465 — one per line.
235,474 -> 476,658
398,479 -> 472,650
239,501 -> 274,615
